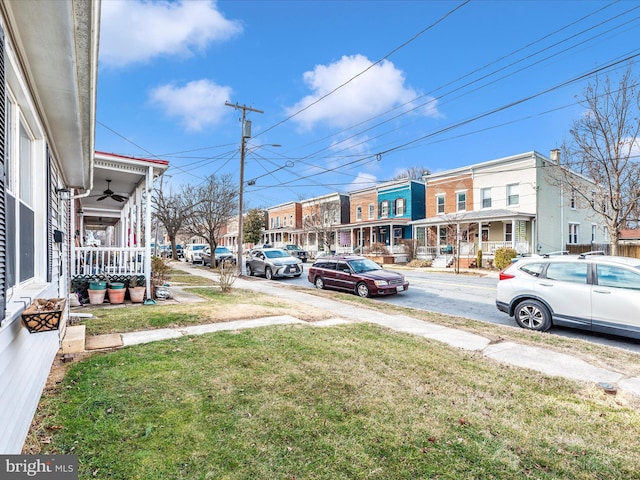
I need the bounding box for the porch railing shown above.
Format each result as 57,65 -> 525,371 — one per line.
73,247 -> 148,276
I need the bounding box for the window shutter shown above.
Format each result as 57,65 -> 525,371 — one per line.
0,26 -> 6,323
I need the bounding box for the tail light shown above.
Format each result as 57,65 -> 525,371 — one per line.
499,271 -> 515,281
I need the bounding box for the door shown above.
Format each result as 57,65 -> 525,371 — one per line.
537,261 -> 591,328
333,261 -> 356,292
592,264 -> 640,335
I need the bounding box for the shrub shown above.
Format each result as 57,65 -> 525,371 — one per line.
476,250 -> 483,268
216,261 -> 237,293
151,256 -> 171,285
408,259 -> 432,268
364,243 -> 390,255
494,248 -> 517,270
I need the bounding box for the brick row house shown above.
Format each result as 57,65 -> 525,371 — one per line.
221,151 -> 607,264
412,151 -> 609,266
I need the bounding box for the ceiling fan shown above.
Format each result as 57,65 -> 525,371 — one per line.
97,180 -> 127,202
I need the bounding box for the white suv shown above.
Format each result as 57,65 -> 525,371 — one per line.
496,254 -> 640,339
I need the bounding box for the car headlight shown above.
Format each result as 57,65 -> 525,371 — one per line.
373,280 -> 389,286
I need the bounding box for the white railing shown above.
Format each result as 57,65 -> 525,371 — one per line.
480,241 -> 531,255
73,247 -> 148,276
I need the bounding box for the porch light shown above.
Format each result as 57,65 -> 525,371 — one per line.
56,188 -> 71,200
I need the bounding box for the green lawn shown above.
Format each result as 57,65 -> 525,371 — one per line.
32,324 -> 640,479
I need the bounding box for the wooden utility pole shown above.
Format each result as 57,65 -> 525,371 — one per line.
225,102 -> 263,274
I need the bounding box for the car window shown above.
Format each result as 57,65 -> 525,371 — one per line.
264,250 -> 289,259
315,261 -> 335,270
545,262 -> 588,284
215,247 -> 231,254
194,245 -> 205,251
520,262 -> 545,277
336,261 -> 351,273
348,259 -> 381,273
596,265 -> 640,290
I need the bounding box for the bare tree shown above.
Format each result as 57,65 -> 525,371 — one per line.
554,67 -> 640,255
394,166 -> 430,181
303,200 -> 342,253
152,184 -> 194,260
182,174 -> 238,262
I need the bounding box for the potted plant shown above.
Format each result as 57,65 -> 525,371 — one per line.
107,276 -> 126,304
87,274 -> 107,305
151,256 -> 171,299
128,275 -> 146,303
22,298 -> 66,333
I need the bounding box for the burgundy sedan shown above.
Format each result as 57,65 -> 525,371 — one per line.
307,255 -> 409,298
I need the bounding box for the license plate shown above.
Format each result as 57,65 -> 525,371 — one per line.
396,286 -> 404,292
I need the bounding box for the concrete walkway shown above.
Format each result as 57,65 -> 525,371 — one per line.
90,262 -> 640,398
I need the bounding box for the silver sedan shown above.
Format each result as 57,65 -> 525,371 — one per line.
246,248 -> 303,279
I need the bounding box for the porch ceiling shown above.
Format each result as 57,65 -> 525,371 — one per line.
413,209 -> 535,226
79,152 -> 169,229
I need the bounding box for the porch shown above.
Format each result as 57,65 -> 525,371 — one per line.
71,152 -> 169,301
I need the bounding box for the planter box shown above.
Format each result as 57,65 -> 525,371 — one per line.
22,298 -> 66,333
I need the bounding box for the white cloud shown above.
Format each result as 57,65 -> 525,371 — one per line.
347,172 -> 378,192
286,54 -> 440,130
149,79 -> 232,132
100,0 -> 242,68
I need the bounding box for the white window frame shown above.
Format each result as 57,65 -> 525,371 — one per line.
591,224 -> 597,243
456,191 -> 466,212
356,206 -> 362,221
568,223 -> 579,244
436,194 -> 445,214
481,187 -> 492,208
396,198 -> 406,216
507,183 -> 519,206
570,189 -> 577,210
368,203 -> 374,220
380,201 -> 390,218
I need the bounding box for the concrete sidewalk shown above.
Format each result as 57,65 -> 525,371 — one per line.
90,262 -> 640,398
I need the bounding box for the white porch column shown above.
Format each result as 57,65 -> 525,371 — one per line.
511,219 -> 516,249
477,221 -> 482,254
144,166 -> 153,301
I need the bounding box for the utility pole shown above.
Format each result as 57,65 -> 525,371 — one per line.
225,102 -> 263,274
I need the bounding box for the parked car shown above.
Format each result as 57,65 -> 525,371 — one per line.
246,248 -> 303,279
184,244 -> 207,264
496,254 -> 640,339
307,255 -> 409,298
284,244 -> 308,263
202,246 -> 236,267
175,244 -> 184,259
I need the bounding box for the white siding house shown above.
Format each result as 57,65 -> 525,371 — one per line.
413,151 -> 608,264
0,1 -> 100,453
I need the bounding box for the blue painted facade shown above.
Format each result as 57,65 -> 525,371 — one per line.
376,180 -> 426,244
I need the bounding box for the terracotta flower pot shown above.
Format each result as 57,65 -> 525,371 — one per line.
88,288 -> 107,305
128,286 -> 146,303
107,288 -> 126,304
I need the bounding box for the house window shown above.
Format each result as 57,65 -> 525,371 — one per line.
507,184 -> 519,206
6,108 -> 37,287
569,223 -> 579,244
591,224 -> 596,243
456,191 -> 466,212
356,206 -> 362,221
395,198 -> 406,216
380,200 -> 390,218
368,203 -> 374,219
505,223 -> 513,242
481,187 -> 492,208
283,215 -> 287,227
290,215 -> 293,226
436,195 -> 445,214
570,189 -> 576,209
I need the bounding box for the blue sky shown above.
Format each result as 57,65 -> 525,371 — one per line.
96,0 -> 640,208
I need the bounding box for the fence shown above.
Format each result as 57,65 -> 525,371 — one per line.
565,243 -> 640,258
73,247 -> 148,276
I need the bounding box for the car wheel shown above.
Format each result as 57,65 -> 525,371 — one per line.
314,277 -> 325,289
356,282 -> 370,298
265,267 -> 273,280
514,299 -> 552,331
246,264 -> 254,276
294,273 -> 301,278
